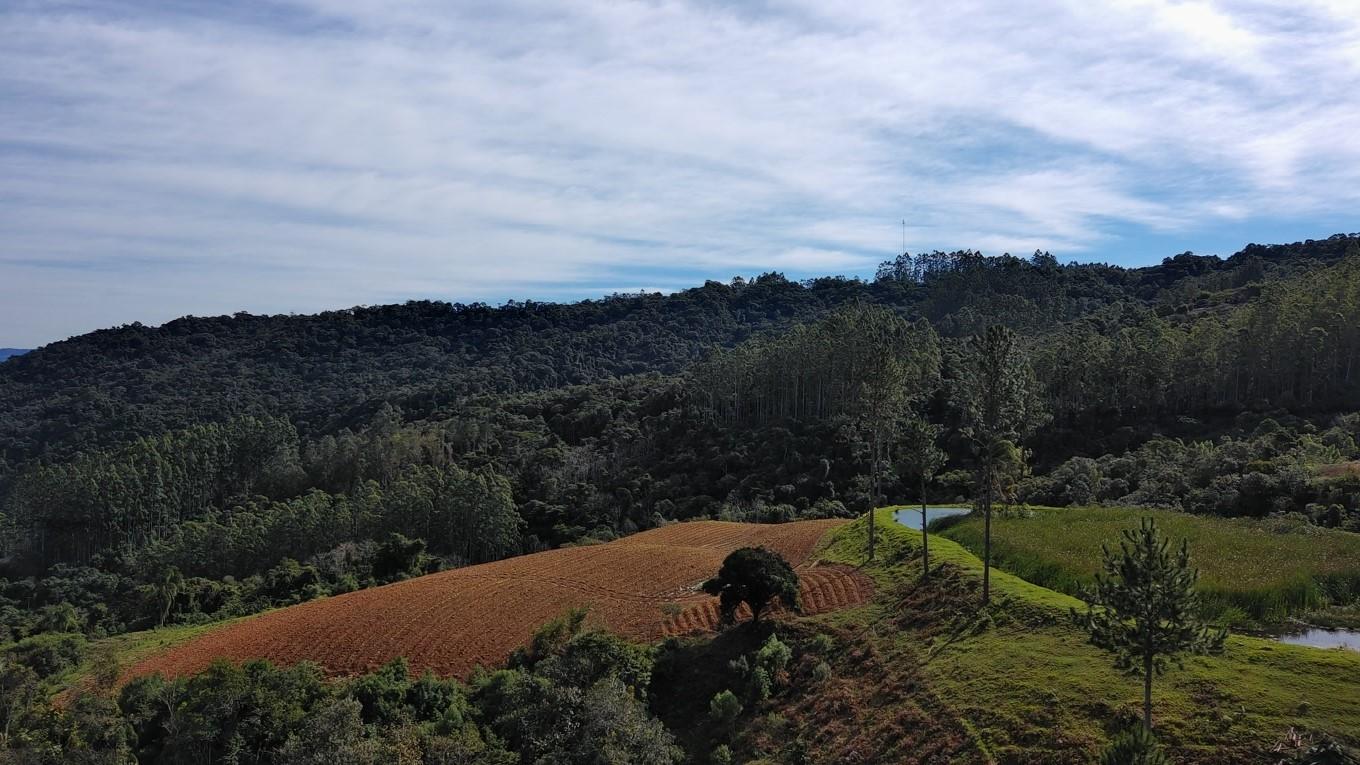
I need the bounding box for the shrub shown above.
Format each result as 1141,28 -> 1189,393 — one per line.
536,630 -> 654,695
805,633 -> 835,655
349,658 -> 412,725
1100,726 -> 1168,765
508,607 -> 589,669
4,632 -> 86,679
371,533 -> 432,583
709,689 -> 743,727
755,634 -> 792,676
751,667 -> 772,703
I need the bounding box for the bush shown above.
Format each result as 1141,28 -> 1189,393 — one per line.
1100,726 -> 1168,765
536,630 -> 654,695
709,689 -> 743,727
349,658 -> 412,725
805,633 -> 835,655
4,632 -> 86,679
755,634 -> 792,676
371,533 -> 432,583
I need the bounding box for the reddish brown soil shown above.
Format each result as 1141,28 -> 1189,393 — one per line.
1318,460 -> 1360,479
127,519 -> 871,681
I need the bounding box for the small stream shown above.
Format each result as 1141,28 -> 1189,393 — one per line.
892,505 -> 971,530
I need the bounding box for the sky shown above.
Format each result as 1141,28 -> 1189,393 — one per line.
3,1 -> 1360,347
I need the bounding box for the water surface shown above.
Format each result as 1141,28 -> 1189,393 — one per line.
892,506 -> 971,530
1276,628 -> 1360,652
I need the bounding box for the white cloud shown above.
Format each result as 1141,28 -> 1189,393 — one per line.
3,0 -> 1360,344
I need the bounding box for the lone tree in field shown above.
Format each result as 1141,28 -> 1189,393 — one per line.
898,417 -> 946,579
1072,518 -> 1227,732
951,324 -> 1045,605
703,547 -> 800,625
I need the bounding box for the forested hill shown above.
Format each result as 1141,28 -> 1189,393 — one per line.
0,231 -> 1358,633
0,349 -> 29,362
1,233 -> 1354,478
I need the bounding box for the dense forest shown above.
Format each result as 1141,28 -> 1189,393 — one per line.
2,233 -> 1360,658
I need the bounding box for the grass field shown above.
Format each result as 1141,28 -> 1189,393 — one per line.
934,506 -> 1360,624
809,509 -> 1360,762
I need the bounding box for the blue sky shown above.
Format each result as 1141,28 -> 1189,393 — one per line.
3,0 -> 1360,347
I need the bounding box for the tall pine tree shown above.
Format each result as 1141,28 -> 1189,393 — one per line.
897,417 -> 946,579
951,325 -> 1045,604
1072,518 -> 1227,730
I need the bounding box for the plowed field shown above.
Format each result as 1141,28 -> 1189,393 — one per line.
128,519 -> 870,681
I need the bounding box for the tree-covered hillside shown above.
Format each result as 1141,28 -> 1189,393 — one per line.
4,233 -> 1360,763
2,234 -> 1359,640
3,234 -> 1352,476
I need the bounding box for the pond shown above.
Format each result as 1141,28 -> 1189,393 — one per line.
1276,628 -> 1360,652
892,505 -> 972,530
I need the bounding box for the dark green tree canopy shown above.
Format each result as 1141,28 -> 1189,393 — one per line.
898,418 -> 947,495
951,324 -> 1048,449
702,547 -> 800,625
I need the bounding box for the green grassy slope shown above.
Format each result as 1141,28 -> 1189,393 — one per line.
49,616 -> 257,701
812,509 -> 1360,763
935,506 -> 1360,624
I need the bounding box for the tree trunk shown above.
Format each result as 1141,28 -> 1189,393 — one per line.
1143,653 -> 1153,730
982,457 -> 993,606
868,429 -> 880,562
920,475 -> 930,580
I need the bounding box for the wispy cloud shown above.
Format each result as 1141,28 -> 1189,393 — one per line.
3,0 -> 1360,345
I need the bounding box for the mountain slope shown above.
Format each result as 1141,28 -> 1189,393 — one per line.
4,234 -> 1352,477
